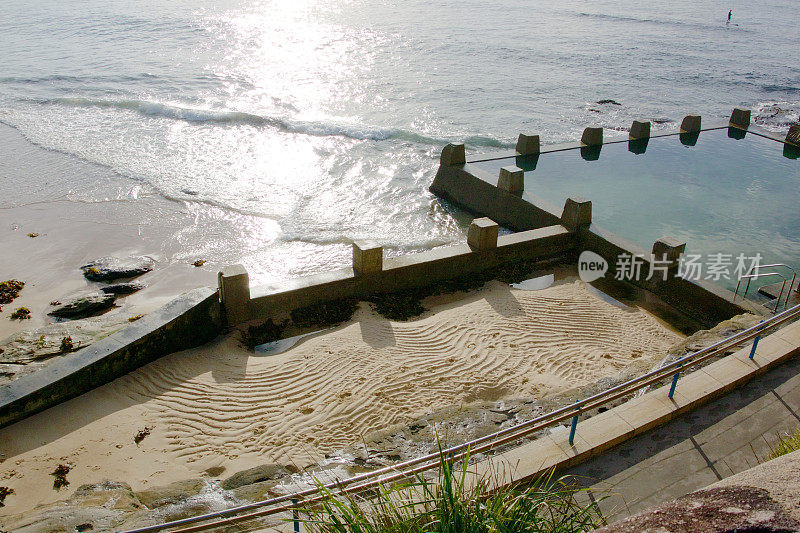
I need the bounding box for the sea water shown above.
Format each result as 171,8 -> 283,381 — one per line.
0,0 -> 798,284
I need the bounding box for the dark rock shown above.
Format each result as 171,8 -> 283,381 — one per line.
597,486 -> 800,532
81,256 -> 155,282
220,464 -> 295,491
100,281 -> 146,295
48,292 -> 115,319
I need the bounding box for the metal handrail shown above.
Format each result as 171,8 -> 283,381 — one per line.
121,303 -> 800,533
735,263 -> 797,312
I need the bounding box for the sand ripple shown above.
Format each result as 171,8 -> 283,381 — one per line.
107,280 -> 681,467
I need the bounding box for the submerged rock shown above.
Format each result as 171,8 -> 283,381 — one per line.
81,256 -> 155,282
100,281 -> 146,295
49,292 -> 116,319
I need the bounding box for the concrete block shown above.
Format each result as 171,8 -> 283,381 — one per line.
786,125 -> 800,146
352,241 -> 383,275
440,143 -> 466,166
730,107 -> 751,128
218,264 -> 251,326
467,217 -> 499,251
561,197 -> 592,231
581,126 -> 603,146
629,120 -> 651,139
653,237 -> 686,268
680,114 -> 702,133
497,165 -> 524,194
515,133 -> 540,155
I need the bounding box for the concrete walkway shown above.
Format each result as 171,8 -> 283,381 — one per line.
565,352 -> 800,525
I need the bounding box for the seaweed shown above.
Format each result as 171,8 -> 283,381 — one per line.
134,426 -> 153,445
192,259 -> 206,267
51,464 -> 70,490
27,232 -> 38,238
242,318 -> 288,349
0,280 -> 24,305
290,299 -> 359,328
369,292 -> 426,321
128,314 -> 144,322
10,307 -> 31,320
0,486 -> 13,507
60,336 -> 74,353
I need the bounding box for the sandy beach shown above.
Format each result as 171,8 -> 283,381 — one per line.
0,279 -> 682,517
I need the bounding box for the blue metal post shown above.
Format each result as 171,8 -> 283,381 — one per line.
569,409 -> 579,445
749,321 -> 764,360
292,498 -> 300,533
668,364 -> 682,399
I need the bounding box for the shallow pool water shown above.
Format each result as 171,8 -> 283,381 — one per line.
473,129 -> 800,291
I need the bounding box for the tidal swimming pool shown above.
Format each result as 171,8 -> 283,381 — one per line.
471,128 -> 800,292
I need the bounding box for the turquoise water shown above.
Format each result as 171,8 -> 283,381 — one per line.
0,0 -> 799,283
474,129 -> 800,290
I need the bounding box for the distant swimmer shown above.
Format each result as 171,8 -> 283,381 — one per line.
727,10 -> 732,23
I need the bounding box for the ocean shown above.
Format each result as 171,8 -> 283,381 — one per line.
1,0 -> 798,285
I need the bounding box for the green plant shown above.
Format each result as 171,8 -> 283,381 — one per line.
298,446 -> 602,533
768,425 -> 800,460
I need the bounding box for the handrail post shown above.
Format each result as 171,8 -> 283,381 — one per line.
569,408 -> 580,445
750,321 -> 764,359
292,498 -> 300,532
668,363 -> 682,399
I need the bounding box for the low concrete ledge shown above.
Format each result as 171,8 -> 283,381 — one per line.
579,225 -> 760,327
430,162 -> 563,231
0,288 -> 222,429
249,225 -> 575,320
476,319 -> 800,489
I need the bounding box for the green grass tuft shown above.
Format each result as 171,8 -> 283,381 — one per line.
297,446 -> 602,533
768,425 -> 800,460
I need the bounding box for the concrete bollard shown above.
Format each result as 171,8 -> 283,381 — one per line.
515,134 -> 540,155
680,114 -> 702,133
561,197 -> 592,231
467,218 -> 499,251
730,107 -> 751,128
497,165 -> 524,194
629,120 -> 651,139
786,125 -> 800,146
440,143 -> 466,166
352,241 -> 383,275
581,127 -> 603,146
218,264 -> 251,326
651,237 -> 686,279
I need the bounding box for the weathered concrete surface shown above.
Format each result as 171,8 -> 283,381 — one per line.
564,352 -> 800,524
250,225 -> 575,321
0,287 -> 222,428
596,486 -> 799,532
710,448 -> 800,523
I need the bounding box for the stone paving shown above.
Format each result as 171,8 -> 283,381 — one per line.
565,351 -> 800,524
